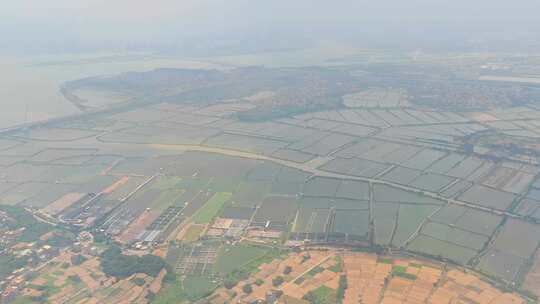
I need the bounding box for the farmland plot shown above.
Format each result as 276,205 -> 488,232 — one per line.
477,219 -> 540,282
407,235 -> 478,265
458,185 -> 517,210
391,204 -> 440,247
303,177 -> 341,197
408,173 -> 456,192
374,203 -> 399,245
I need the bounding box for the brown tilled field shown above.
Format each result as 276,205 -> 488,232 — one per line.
21,251 -> 167,304
206,250 -> 528,304
42,192 -> 85,215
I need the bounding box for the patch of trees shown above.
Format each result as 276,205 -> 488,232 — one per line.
146,291 -> 156,301
71,254 -> 87,266
99,245 -> 168,279
28,295 -> 48,304
0,206 -> 53,242
303,291 -> 319,304
68,274 -> 82,283
351,244 -> 385,255
224,269 -> 249,289
131,277 -> 146,286
242,284 -> 253,294
272,276 -> 284,287
283,266 -> 293,275
44,231 -> 75,247
336,275 -> 347,302
92,231 -> 110,244
0,254 -> 28,281
224,277 -> 238,289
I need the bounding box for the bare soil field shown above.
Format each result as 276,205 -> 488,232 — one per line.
205,249 -> 527,304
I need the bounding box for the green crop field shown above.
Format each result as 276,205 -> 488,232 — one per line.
151,276 -> 217,304
182,225 -> 205,242
214,243 -> 270,275
191,192 -> 232,224
151,176 -> 184,190
305,285 -> 337,304
152,189 -> 186,212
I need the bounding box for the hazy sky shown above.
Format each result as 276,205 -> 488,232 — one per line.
2,0 -> 540,54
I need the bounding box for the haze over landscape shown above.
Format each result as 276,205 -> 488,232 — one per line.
2,1 -> 540,304
2,0 -> 540,53
2,0 -> 540,129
